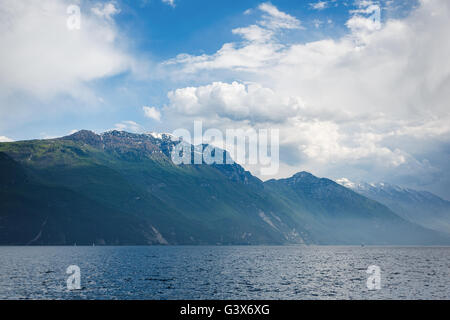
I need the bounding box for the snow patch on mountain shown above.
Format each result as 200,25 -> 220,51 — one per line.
336,177 -> 450,235
146,132 -> 178,141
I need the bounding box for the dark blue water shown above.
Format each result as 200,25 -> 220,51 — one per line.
0,246 -> 448,300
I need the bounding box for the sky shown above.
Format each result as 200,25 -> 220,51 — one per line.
1,0 -> 450,199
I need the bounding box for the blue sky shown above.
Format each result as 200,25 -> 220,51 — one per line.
68,0 -> 356,138
0,0 -> 417,140
31,0 -> 414,136
117,0 -> 348,58
3,0 -> 450,199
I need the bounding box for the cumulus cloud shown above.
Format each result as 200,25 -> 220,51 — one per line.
164,81 -> 410,168
143,106 -> 161,121
162,0 -> 450,197
0,0 -> 134,100
166,81 -> 304,122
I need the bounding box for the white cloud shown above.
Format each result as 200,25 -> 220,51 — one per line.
91,2 -> 121,20
234,3 -> 303,43
312,19 -> 323,28
310,1 -> 329,11
162,0 -> 450,193
164,3 -> 302,73
114,121 -> 144,133
336,177 -> 356,188
257,3 -> 303,30
166,81 -> 303,123
0,0 -> 134,100
0,136 -> 13,142
143,106 -> 162,121
347,1 -> 381,34
162,0 -> 175,8
164,81 -> 410,169
232,25 -> 274,43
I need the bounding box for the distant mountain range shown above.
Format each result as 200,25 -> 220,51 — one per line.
337,178 -> 450,235
0,130 -> 448,245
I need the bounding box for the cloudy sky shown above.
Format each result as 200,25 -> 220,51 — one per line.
1,0 -> 449,199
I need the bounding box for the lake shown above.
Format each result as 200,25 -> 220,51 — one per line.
0,246 -> 448,300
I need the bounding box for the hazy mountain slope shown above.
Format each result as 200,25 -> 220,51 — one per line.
337,180 -> 450,235
264,172 -> 449,245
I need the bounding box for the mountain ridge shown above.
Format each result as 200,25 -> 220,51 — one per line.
337,178 -> 450,235
0,130 -> 448,245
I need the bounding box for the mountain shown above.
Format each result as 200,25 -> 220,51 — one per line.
264,172 -> 449,244
0,130 -> 448,245
337,178 -> 450,235
0,130 -> 304,245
